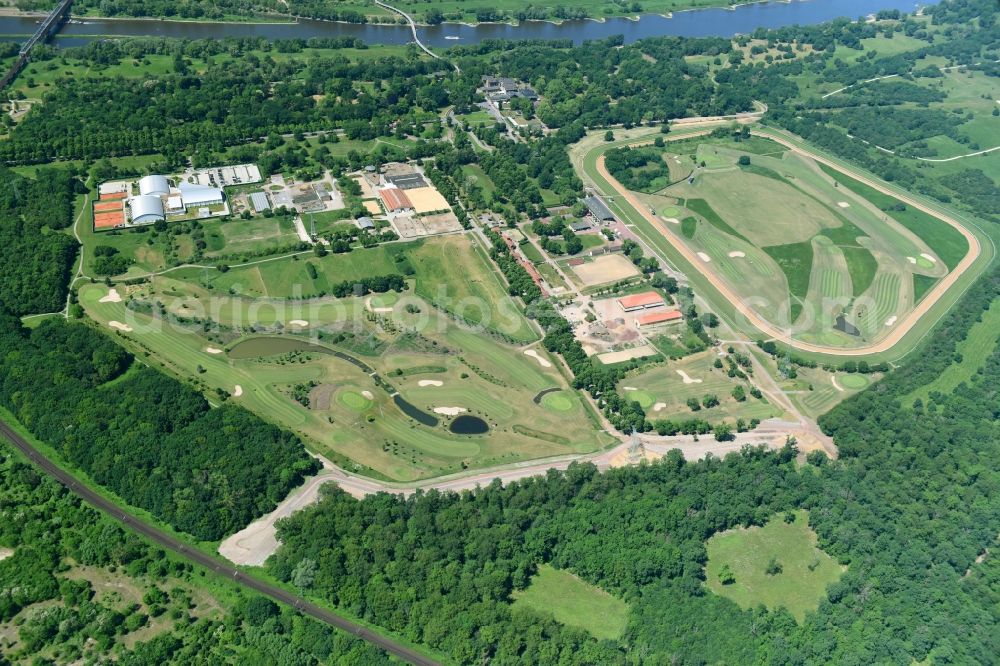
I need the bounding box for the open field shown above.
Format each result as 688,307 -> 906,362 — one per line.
409,235 -> 537,343
575,124 -> 995,362
568,253 -> 641,287
78,282 -> 607,481
704,510 -> 845,623
169,242 -> 407,298
512,564 -> 629,641
620,351 -> 784,424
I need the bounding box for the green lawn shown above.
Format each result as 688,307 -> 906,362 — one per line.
704,510 -> 845,623
622,350 -> 784,425
180,242 -> 414,297
512,565 -> 629,641
410,235 -> 537,343
818,164 -> 969,270
906,296 -> 1000,405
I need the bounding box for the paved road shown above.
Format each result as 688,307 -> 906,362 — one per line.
0,416 -> 439,666
591,128 -> 984,356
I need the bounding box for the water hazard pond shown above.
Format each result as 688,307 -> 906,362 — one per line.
449,415 -> 490,435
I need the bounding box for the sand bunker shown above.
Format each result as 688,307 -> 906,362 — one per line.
907,256 -> 917,264
524,349 -> 552,368
623,386 -> 638,391
108,321 -> 132,332
233,385 -> 244,397
418,380 -> 444,387
653,402 -> 666,412
676,370 -> 702,384
289,320 -> 309,327
697,252 -> 712,262
728,251 -> 746,258
205,347 -> 223,354
831,376 -> 844,392
99,288 -> 122,303
361,390 -> 374,400
884,315 -> 898,327
663,217 -> 680,224
837,201 -> 851,208
920,253 -> 937,264
365,296 -> 394,313
433,406 -> 467,416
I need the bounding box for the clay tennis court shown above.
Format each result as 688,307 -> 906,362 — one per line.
94,211 -> 125,230
100,191 -> 128,201
94,201 -> 123,212
570,254 -> 641,287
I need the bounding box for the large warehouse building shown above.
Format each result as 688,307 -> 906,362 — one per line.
178,181 -> 224,208
138,175 -> 170,197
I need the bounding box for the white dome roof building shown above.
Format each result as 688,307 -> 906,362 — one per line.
129,195 -> 165,225
138,175 -> 170,197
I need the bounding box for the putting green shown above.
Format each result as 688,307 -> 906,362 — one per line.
370,291 -> 399,308
339,390 -> 373,411
916,257 -> 935,270
541,391 -> 574,412
626,390 -> 656,409
838,374 -> 869,390
659,204 -> 682,218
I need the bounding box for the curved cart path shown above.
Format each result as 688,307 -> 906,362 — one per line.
592,130 -> 983,357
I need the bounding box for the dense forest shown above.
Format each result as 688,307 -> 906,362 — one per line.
0,316 -> 319,541
0,440 -> 391,664
0,167 -> 80,316
0,38 -> 447,164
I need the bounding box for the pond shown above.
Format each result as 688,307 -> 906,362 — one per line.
392,394 -> 440,427
449,415 -> 490,435
227,336 -> 374,371
227,336 -> 327,359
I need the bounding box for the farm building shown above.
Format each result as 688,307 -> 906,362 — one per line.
583,196 -> 615,222
379,187 -> 413,213
356,216 -> 375,230
617,291 -> 666,312
138,175 -> 170,197
385,173 -> 427,190
250,191 -> 271,213
570,220 -> 592,232
636,310 -> 683,327
129,195 -> 165,225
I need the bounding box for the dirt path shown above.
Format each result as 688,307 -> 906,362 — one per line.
219,427 -> 796,566
592,131 -> 984,357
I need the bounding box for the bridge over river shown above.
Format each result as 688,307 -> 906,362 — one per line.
0,0 -> 73,91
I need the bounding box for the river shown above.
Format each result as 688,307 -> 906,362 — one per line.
0,0 -> 936,49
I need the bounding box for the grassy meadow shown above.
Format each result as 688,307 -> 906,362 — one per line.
704,510 -> 845,623
512,565 -> 629,641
